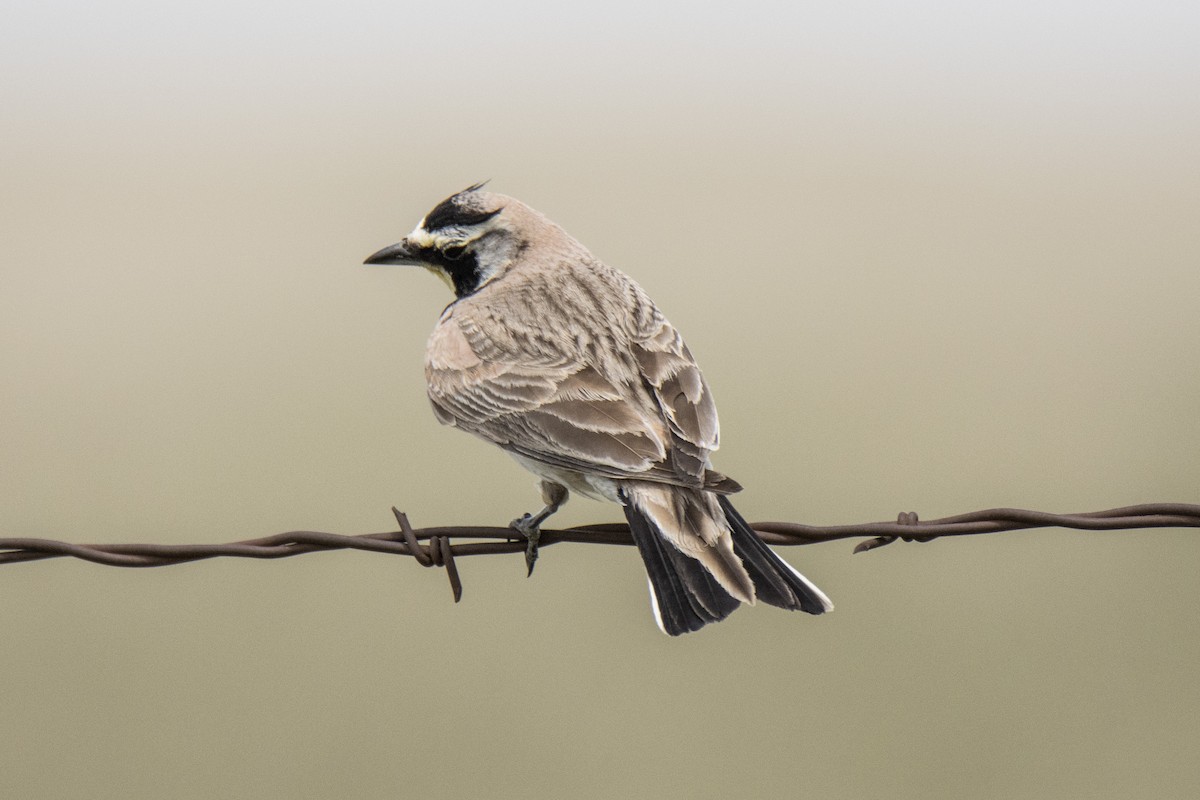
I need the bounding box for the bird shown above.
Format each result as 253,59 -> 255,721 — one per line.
364,183 -> 832,634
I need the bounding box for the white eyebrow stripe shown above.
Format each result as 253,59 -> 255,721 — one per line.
407,226 -> 435,247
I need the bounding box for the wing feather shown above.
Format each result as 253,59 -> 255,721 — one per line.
423,262 -> 734,492
632,317 -> 721,485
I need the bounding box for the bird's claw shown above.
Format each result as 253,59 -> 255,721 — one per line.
509,513 -> 541,576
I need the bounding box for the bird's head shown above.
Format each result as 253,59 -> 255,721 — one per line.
364,182 -> 537,297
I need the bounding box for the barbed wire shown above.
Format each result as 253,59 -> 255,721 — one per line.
2,503 -> 1196,602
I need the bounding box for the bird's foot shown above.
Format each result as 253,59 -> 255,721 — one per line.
509,513 -> 541,577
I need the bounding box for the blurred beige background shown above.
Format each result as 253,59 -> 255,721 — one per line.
2,2 -> 1199,798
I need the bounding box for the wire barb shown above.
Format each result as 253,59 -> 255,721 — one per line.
391,507 -> 461,601
853,511 -> 935,553
1,504 -> 1197,602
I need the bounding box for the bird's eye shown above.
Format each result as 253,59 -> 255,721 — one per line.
444,245 -> 467,261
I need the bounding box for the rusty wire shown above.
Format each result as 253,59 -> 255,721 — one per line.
2,503 -> 1196,602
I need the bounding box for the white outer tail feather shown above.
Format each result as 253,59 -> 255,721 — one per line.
777,556 -> 834,612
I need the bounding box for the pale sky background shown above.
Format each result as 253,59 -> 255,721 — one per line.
2,2 -> 1199,799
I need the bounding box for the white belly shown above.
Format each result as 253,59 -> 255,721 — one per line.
508,453 -> 625,504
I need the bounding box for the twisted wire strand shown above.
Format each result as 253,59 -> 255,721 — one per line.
3,503 -> 1197,601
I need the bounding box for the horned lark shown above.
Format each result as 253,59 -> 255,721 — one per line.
365,184 -> 832,634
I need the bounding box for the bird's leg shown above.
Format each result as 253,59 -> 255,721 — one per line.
510,481 -> 569,577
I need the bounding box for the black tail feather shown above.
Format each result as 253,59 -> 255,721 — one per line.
622,501 -> 740,636
719,496 -> 832,615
